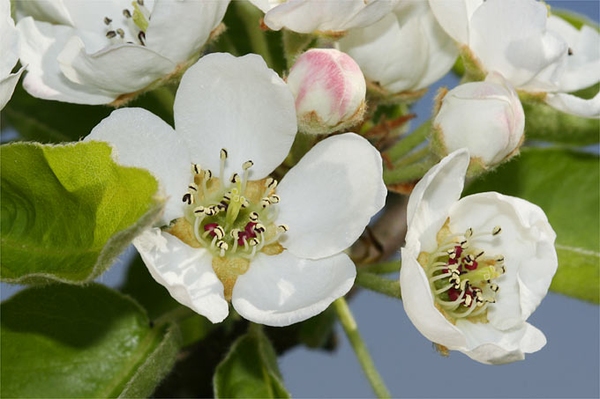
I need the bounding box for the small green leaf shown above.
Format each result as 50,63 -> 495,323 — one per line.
522,100 -> 600,146
1,141 -> 164,284
466,147 -> 599,303
214,325 -> 290,399
0,284 -> 181,398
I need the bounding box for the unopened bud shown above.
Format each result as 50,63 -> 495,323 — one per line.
432,72 -> 525,169
286,49 -> 366,135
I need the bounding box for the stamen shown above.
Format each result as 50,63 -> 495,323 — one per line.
116,28 -> 125,38
182,193 -> 193,205
138,31 -> 146,46
220,149 -> 228,180
492,226 -> 502,235
104,17 -> 112,25
106,30 -> 117,39
123,9 -> 132,18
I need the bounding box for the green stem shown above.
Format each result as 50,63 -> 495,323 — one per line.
333,297 -> 392,399
282,30 -> 314,67
384,120 -> 431,163
359,260 -> 401,275
356,272 -> 402,299
383,155 -> 438,185
236,1 -> 274,68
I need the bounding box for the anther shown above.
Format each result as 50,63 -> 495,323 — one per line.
137,0 -> 144,5
265,177 -> 278,190
193,206 -> 205,215
261,198 -> 271,208
269,194 -> 280,204
475,251 -> 484,259
220,149 -> 228,160
203,170 -> 212,180
277,224 -> 289,232
230,173 -> 240,184
116,28 -> 125,38
465,228 -> 473,239
106,30 -> 117,39
242,160 -> 253,170
192,163 -> 201,174
253,223 -> 266,233
249,212 -> 259,222
123,9 -> 132,18
104,17 -> 112,25
138,31 -> 146,45
182,193 -> 193,205
188,184 -> 197,192
489,283 -> 499,292
496,256 -> 505,263
568,47 -> 573,56
212,226 -> 225,240
492,226 -> 502,236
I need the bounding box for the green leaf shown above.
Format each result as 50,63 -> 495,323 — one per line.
214,325 -> 290,398
466,147 -> 600,303
1,141 -> 164,284
522,100 -> 600,146
0,284 -> 181,398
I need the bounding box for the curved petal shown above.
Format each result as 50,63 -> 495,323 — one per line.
174,53 -> 297,180
232,251 -> 356,327
17,17 -> 115,104
0,67 -> 24,111
58,35 -> 175,95
86,108 -> 192,226
545,91 -> 600,119
400,248 -> 467,348
428,0 -> 483,44
1,0 -> 19,77
448,192 -> 557,328
146,0 -> 230,62
276,133 -> 386,259
134,228 -> 228,323
263,0 -> 394,33
547,16 -> 600,93
16,0 -> 74,25
405,149 -> 469,253
469,0 -> 567,88
457,320 -> 546,364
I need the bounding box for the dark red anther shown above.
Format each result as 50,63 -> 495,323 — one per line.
237,223 -> 258,246
464,258 -> 478,271
203,222 -> 219,237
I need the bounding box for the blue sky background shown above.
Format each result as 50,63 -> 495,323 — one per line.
1,1 -> 598,398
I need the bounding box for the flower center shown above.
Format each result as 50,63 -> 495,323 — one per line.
418,221 -> 505,323
103,0 -> 150,46
171,149 -> 288,260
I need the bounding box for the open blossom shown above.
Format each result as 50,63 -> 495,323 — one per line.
429,0 -> 600,118
400,149 -> 557,364
16,0 -> 229,105
86,53 -> 386,327
338,0 -> 457,96
432,72 -> 525,168
248,0 -> 397,34
0,0 -> 25,110
287,48 -> 366,135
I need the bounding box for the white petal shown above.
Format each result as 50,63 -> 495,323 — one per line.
134,228 -> 228,323
58,35 -> 176,95
263,0 -> 395,33
232,251 -> 356,327
17,18 -> 115,104
146,0 -> 229,62
86,107 -> 192,226
469,0 -> 567,88
428,0 -> 483,44
545,91 -> 600,119
400,248 -> 467,348
457,320 -> 547,364
174,53 -> 297,180
276,133 -> 386,259
449,192 -> 557,328
1,0 -> 19,77
0,67 -> 24,111
405,149 -> 469,253
547,16 -> 600,93
16,0 -> 73,25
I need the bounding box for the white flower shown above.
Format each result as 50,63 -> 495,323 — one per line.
0,0 -> 25,110
86,53 -> 387,327
16,0 -> 229,105
338,0 -> 458,95
400,149 -> 557,364
432,72 -> 525,168
429,0 -> 600,118
287,48 -> 366,135
249,0 -> 397,34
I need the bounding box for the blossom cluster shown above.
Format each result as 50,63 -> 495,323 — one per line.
2,0 -> 595,369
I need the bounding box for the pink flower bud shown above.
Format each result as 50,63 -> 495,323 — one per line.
287,49 -> 366,135
432,72 -> 525,168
